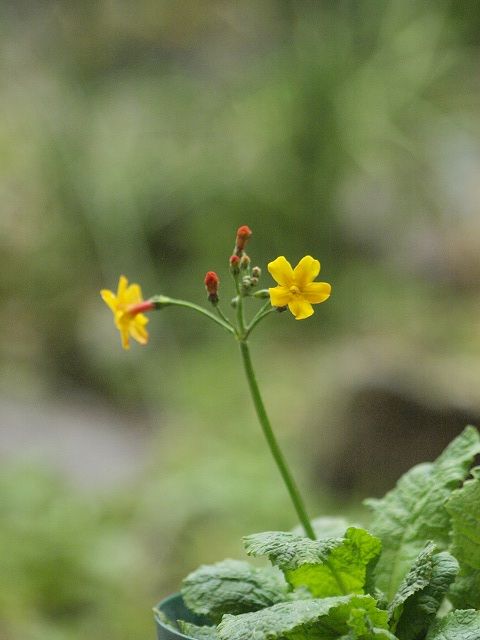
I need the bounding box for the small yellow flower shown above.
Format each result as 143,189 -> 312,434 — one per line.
100,275 -> 152,349
268,255 -> 331,320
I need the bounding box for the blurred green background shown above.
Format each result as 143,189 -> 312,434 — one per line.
2,1 -> 480,638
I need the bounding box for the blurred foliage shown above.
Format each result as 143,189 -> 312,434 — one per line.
2,1 -> 480,639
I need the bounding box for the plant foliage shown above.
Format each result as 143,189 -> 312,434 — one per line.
166,427 -> 480,640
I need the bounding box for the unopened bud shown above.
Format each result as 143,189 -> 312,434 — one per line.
240,254 -> 250,270
235,225 -> 252,253
204,271 -> 220,304
253,289 -> 270,299
229,255 -> 240,275
251,266 -> 261,279
250,276 -> 259,287
242,276 -> 251,287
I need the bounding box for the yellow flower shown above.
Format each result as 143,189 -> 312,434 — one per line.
100,275 -> 152,350
267,255 -> 331,320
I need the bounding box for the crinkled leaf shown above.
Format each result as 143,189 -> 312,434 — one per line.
177,620 -> 218,640
292,517 -> 358,540
345,606 -> 399,640
217,594 -> 395,640
244,527 -> 381,598
181,559 -> 288,623
389,543 -> 458,640
425,609 -> 480,639
446,466 -> 480,609
365,426 -> 480,600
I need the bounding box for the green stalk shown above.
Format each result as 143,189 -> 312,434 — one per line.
154,283 -> 315,539
238,338 -> 316,540
245,301 -> 275,337
151,296 -> 234,334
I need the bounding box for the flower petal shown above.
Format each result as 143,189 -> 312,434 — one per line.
302,282 -> 331,304
130,318 -> 149,345
125,283 -> 143,305
100,289 -> 118,312
120,326 -> 130,350
269,285 -> 291,307
267,256 -> 294,287
288,297 -> 314,320
117,275 -> 129,299
134,313 -> 149,326
293,256 -> 320,288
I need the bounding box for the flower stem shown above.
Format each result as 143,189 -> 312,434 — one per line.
238,339 -> 316,539
244,301 -> 275,337
150,296 -> 234,334
215,304 -> 233,329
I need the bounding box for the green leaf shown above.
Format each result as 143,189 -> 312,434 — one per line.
181,559 -> 288,623
292,517 -> 357,540
388,542 -> 458,640
244,527 -> 381,598
217,594 -> 396,640
446,466 -> 480,609
345,605 -> 399,639
425,609 -> 480,639
365,426 -> 480,600
177,620 -> 218,640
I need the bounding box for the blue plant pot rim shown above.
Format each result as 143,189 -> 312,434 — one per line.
154,592 -> 210,640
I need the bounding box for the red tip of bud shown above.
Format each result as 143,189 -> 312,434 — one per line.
229,255 -> 240,275
204,271 -> 220,296
235,225 -> 252,252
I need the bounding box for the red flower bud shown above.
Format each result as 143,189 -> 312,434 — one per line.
235,225 -> 252,252
204,271 -> 220,303
229,255 -> 240,275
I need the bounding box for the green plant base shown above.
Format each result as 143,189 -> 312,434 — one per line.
154,593 -> 209,640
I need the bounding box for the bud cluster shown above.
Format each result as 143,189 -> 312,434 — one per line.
205,225 -> 264,308
229,225 -> 263,296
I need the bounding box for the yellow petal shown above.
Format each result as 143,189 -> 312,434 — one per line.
114,310 -> 127,331
117,275 -> 129,299
269,285 -> 291,307
125,283 -> 143,305
100,289 -> 118,312
267,256 -> 294,287
288,297 -> 314,320
130,318 -> 149,345
120,326 -> 130,350
293,256 -> 320,288
302,282 -> 331,304
134,313 -> 149,326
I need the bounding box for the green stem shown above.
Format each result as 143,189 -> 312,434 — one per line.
233,273 -> 246,338
215,304 -> 234,329
245,301 -> 275,337
151,296 -> 234,334
238,339 -> 316,539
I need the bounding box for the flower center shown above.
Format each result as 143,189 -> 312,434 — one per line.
289,285 -> 300,295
